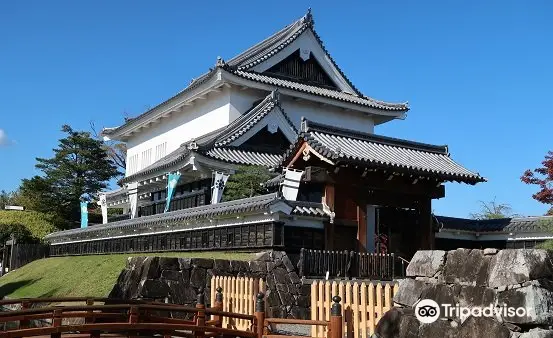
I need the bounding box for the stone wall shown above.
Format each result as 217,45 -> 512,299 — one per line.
376,249 -> 553,338
109,251 -> 309,319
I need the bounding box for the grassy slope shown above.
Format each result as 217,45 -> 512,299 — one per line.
0,252 -> 254,299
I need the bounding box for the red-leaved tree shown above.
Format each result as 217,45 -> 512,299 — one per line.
521,151 -> 553,215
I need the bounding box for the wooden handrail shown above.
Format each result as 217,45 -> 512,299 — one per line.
0,323 -> 257,338
264,318 -> 329,326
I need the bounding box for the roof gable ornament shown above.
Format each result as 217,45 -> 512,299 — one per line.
187,140 -> 198,150
216,56 -> 226,68
301,8 -> 314,27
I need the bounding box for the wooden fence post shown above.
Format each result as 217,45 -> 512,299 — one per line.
299,248 -> 305,277
213,287 -> 223,328
254,293 -> 265,338
330,296 -> 342,338
51,308 -> 62,338
20,301 -> 30,329
85,299 -> 94,324
195,288 -> 206,338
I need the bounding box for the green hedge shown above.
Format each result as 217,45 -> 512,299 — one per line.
0,210 -> 58,243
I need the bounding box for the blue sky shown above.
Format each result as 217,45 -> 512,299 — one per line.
0,1 -> 551,217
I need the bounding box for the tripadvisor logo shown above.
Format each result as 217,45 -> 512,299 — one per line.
414,299 -> 533,323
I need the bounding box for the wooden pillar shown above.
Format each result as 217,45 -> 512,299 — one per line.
357,205 -> 367,252
323,184 -> 335,250
418,198 -> 434,250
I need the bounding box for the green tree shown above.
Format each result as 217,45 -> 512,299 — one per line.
222,165 -> 273,201
18,125 -> 120,228
470,199 -> 520,220
0,190 -> 11,209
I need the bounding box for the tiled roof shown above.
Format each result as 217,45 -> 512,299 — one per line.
120,126 -> 228,184
226,10 -> 364,98
437,215 -> 553,233
229,70 -> 408,112
214,91 -> 297,147
45,193 -> 281,241
204,148 -> 282,168
102,68 -> 219,137
289,201 -> 330,217
282,118 -> 485,184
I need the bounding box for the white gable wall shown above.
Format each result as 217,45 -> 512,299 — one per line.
281,97 -> 374,134
229,89 -> 374,134
125,89 -> 233,176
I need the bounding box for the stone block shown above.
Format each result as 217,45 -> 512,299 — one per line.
394,279 -> 426,307
214,259 -> 231,272
159,257 -> 179,270
419,320 -> 457,338
520,329 -> 553,338
457,285 -> 496,309
497,285 -> 553,325
457,316 -> 510,338
190,267 -> 207,288
141,257 -> 161,280
249,260 -> 267,274
229,260 -> 249,273
484,248 -> 499,255
288,272 -> 301,285
178,258 -> 191,270
191,258 -> 214,269
421,284 -> 460,313
406,250 -> 446,277
273,267 -> 289,284
282,255 -> 295,272
161,269 -> 182,281
444,249 -> 490,286
138,279 -> 170,298
488,250 -> 553,288
375,308 -> 420,338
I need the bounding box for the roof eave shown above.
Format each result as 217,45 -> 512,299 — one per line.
220,70 -> 407,118
102,69 -> 225,141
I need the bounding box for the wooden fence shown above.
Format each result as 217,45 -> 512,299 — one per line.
310,280 -> 398,338
299,248 -> 408,280
211,276 -> 266,331
7,243 -> 49,270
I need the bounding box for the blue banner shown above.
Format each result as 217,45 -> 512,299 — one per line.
80,202 -> 88,228
164,172 -> 181,213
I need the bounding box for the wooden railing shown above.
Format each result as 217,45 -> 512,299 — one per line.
210,276 -> 266,331
0,288 -> 344,338
311,280 -> 398,338
299,248 -> 408,280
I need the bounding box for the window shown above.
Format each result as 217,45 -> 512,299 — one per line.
155,142 -> 167,161
141,149 -> 152,169
127,154 -> 139,175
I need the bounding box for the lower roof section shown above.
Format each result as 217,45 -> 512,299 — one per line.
45,193 -> 330,245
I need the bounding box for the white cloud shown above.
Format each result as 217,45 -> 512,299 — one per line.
0,129 -> 11,146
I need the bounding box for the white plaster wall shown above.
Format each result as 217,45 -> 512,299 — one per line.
229,90 -> 374,134
281,97 -> 374,133
125,90 -> 233,176
229,89 -> 261,122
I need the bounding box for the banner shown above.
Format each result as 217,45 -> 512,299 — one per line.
211,172 -> 230,204
164,172 -> 181,213
80,202 -> 88,228
281,168 -> 303,201
127,182 -> 138,219
98,194 -> 108,224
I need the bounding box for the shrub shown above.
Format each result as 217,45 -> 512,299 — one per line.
0,210 -> 58,243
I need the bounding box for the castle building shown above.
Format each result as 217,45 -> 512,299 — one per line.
45,10 -> 485,259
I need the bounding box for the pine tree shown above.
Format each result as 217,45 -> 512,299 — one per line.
19,125 -> 120,228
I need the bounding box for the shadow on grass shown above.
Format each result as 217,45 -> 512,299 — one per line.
0,280 -> 36,298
